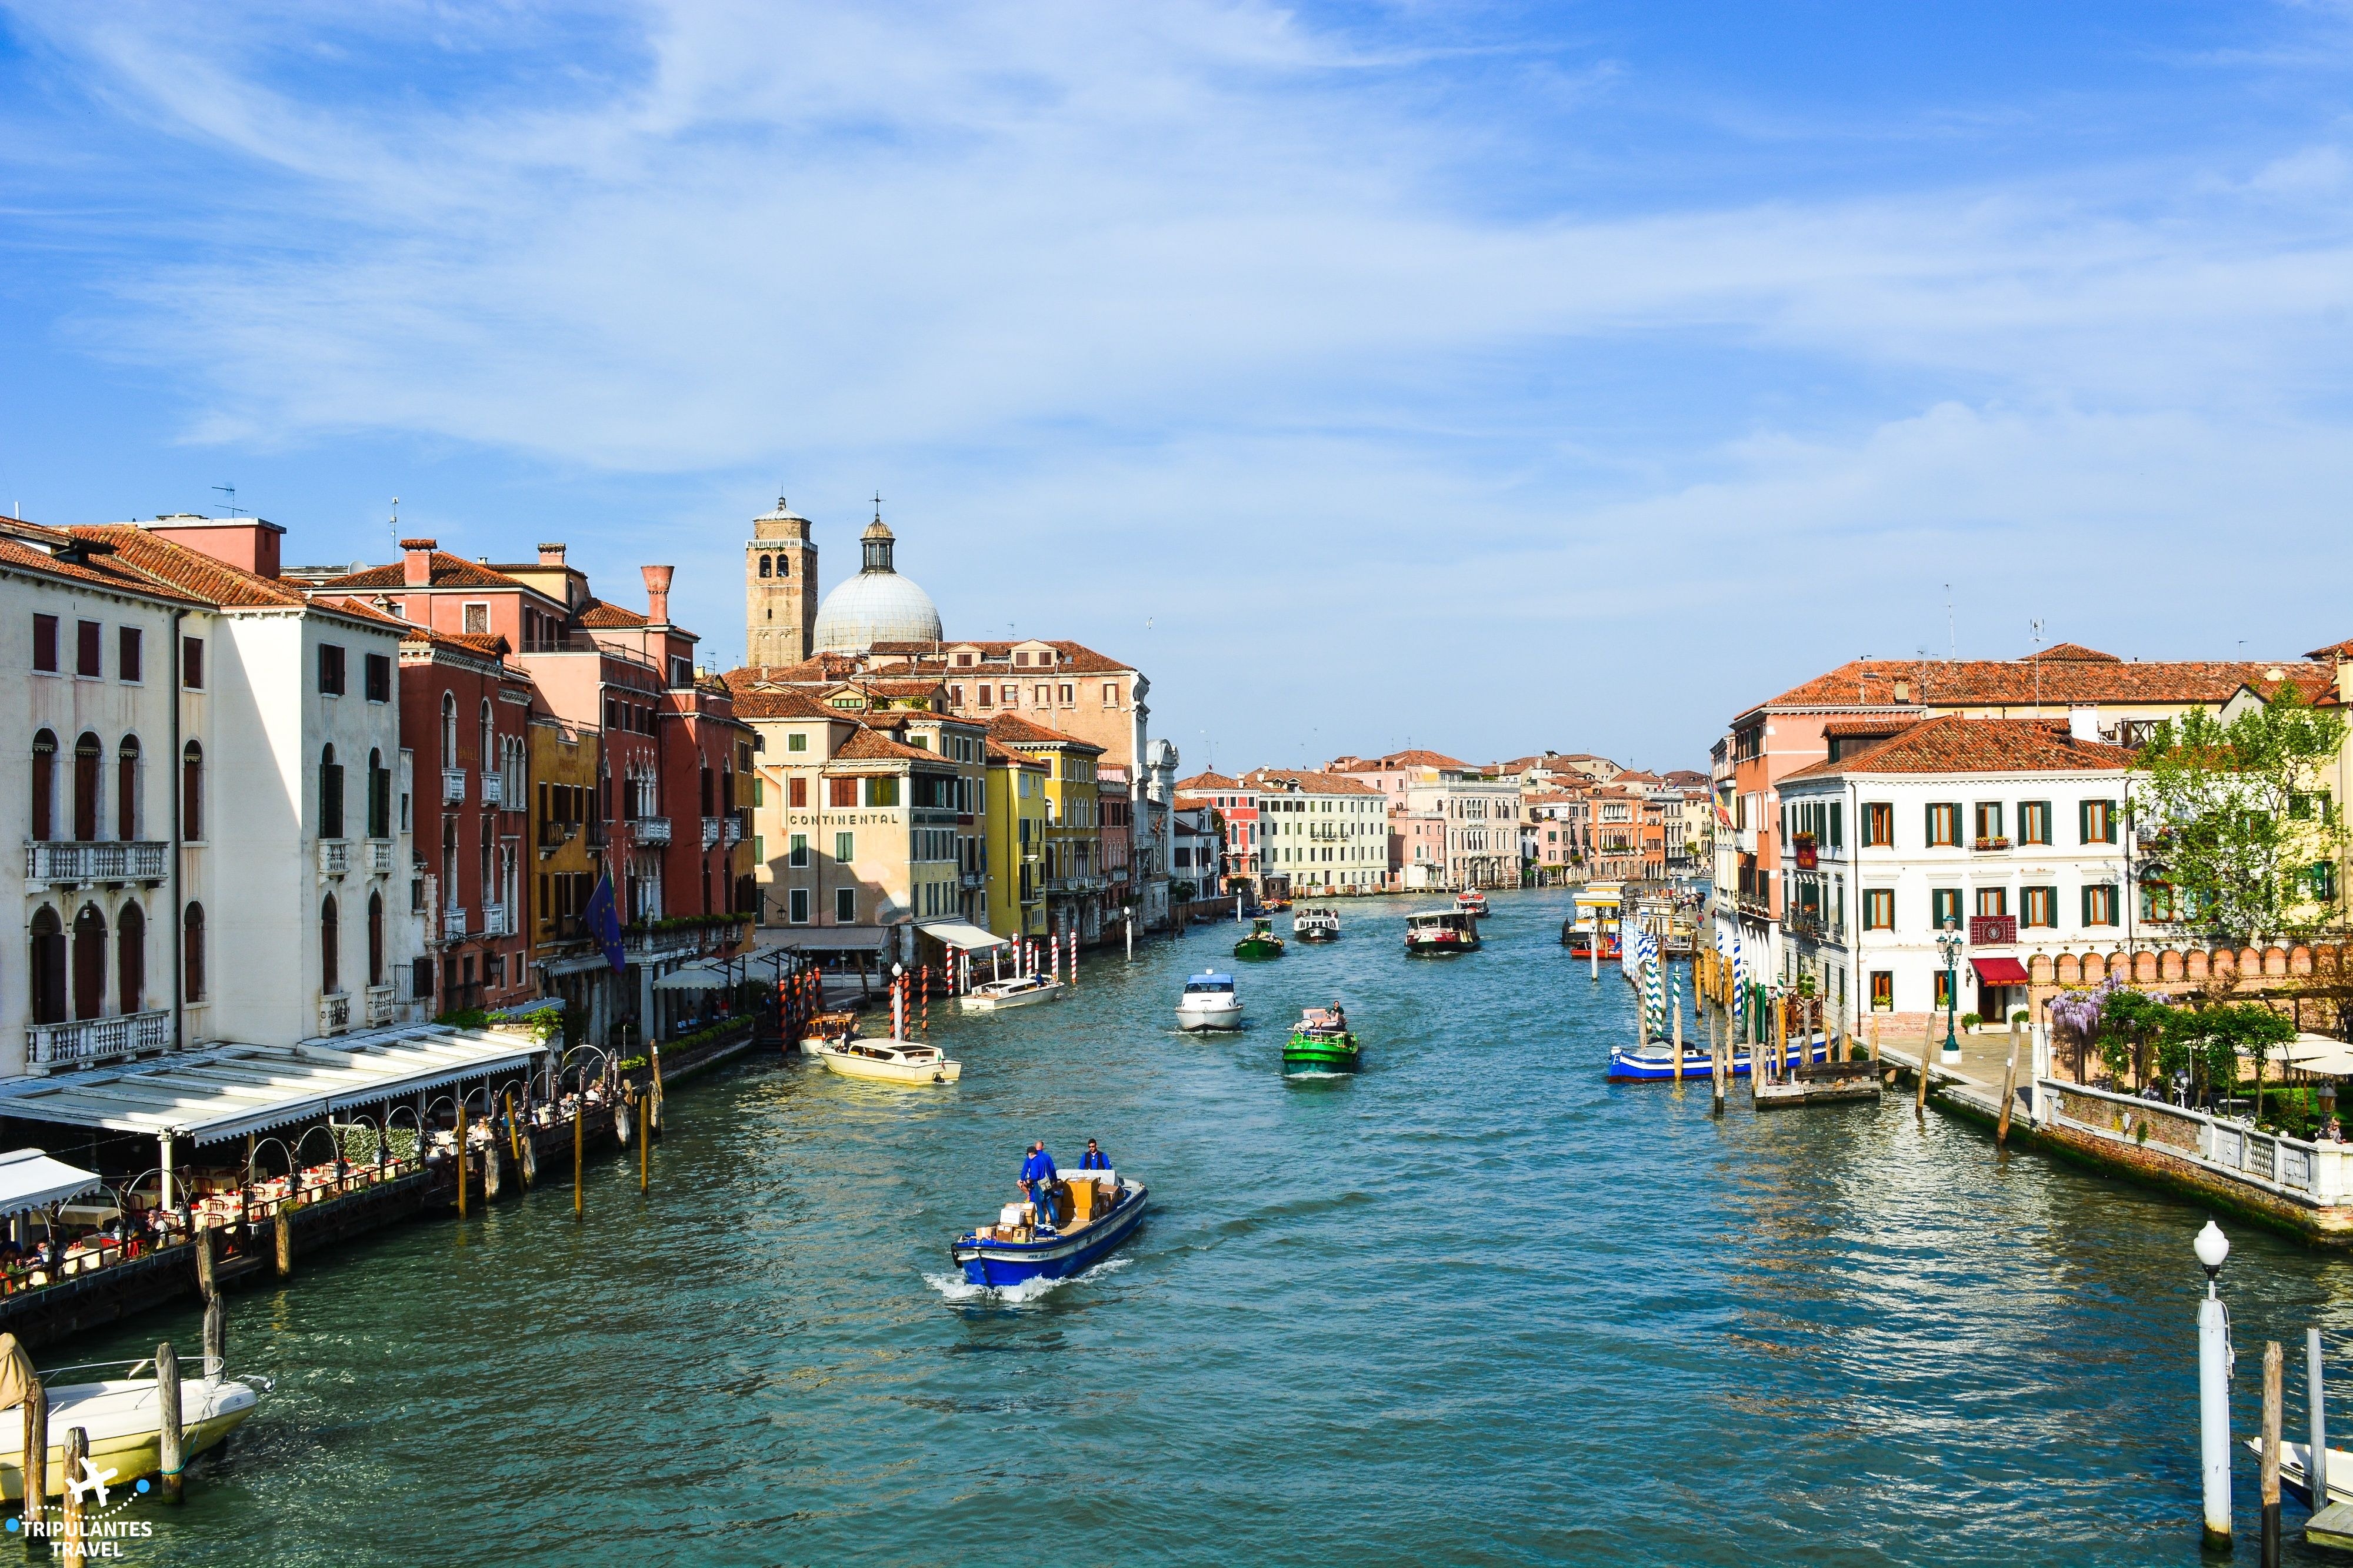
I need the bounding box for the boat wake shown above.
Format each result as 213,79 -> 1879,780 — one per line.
926,1255 -> 1133,1306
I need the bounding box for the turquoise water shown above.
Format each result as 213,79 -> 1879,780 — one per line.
64,890 -> 2353,1564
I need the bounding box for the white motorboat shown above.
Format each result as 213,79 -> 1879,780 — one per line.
805,1032 -> 962,1086
1175,971 -> 1243,1032
959,974 -> 1066,1012
0,1356 -> 267,1500
1292,907 -> 1340,942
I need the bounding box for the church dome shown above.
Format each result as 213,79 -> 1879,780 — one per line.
811,518 -> 943,652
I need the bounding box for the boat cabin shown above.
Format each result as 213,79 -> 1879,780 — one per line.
1184,973 -> 1236,995
1407,911 -> 1477,936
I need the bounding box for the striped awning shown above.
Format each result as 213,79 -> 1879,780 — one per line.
0,1028 -> 546,1147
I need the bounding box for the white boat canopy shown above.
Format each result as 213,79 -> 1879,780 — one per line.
752,927 -> 892,954
652,960 -> 735,992
916,919 -> 1011,953
0,1148 -> 103,1215
0,1027 -> 546,1147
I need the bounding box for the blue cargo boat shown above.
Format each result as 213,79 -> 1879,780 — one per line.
950,1175 -> 1149,1289
1605,1041 -> 1829,1081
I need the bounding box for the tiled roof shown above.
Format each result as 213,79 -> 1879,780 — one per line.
731,688 -> 839,722
984,739 -> 1048,768
318,552 -> 538,593
725,656 -> 868,686
1822,715 -> 1922,739
2025,642 -> 2121,662
1241,767 -> 1383,796
73,524 -> 307,608
880,639 -> 1133,675
1747,656 -> 2332,718
2304,638 -> 2353,662
828,727 -> 951,766
0,535 -> 209,606
1175,770 -> 1243,791
1780,716 -> 2128,782
986,712 -> 1104,750
1330,748 -> 1467,771
576,597 -> 648,629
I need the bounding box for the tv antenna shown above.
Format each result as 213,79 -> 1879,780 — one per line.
2031,618 -> 2045,715
1945,583 -> 1955,661
212,484 -> 242,518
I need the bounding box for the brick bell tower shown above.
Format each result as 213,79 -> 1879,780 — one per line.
746,496 -> 818,667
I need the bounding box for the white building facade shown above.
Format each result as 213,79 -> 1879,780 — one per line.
1241,769 -> 1387,895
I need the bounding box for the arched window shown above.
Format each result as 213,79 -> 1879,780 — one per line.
440,692 -> 458,769
182,903 -> 205,1003
368,748 -> 391,839
367,888 -> 385,987
182,742 -> 204,842
116,736 -> 141,842
758,555 -> 771,578
700,765 -> 714,816
72,903 -> 106,1020
321,893 -> 340,994
73,732 -> 102,842
319,743 -> 344,839
117,902 -> 145,1014
31,730 -> 56,842
479,700 -> 494,777
29,908 -> 65,1025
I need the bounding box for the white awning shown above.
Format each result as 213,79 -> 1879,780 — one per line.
652,962 -> 734,992
2282,1033 -> 2353,1077
0,1027 -> 548,1147
0,1149 -> 102,1215
915,920 -> 1011,953
752,926 -> 892,954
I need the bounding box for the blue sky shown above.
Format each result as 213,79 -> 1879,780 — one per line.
5,3 -> 2353,775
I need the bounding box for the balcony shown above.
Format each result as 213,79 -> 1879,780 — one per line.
1972,836 -> 2011,852
24,841 -> 170,885
319,992 -> 351,1035
961,872 -> 986,889
318,838 -> 351,877
365,983 -> 398,1027
1969,914 -> 2018,946
633,816 -> 672,847
482,773 -> 504,807
482,903 -> 511,937
367,838 -> 395,875
27,1009 -> 171,1072
702,816 -> 723,850
725,816 -> 744,848
443,903 -> 468,939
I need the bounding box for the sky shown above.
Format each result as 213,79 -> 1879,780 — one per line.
5,2 -> 2353,775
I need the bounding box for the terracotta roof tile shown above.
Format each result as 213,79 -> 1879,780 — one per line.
1747,655 -> 2332,718
576,597 -> 648,629
2024,642 -> 2121,662
1241,767 -> 1382,796
986,712 -> 1104,750
2305,638 -> 2353,662
1329,748 -> 1467,771
0,536 -> 209,606
732,688 -> 839,721
828,727 -> 950,766
73,524 -> 306,608
984,739 -> 1047,768
1175,770 -> 1243,791
318,552 -> 539,593
1781,715 -> 2128,782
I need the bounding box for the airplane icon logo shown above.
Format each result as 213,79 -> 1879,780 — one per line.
62,1456 -> 114,1509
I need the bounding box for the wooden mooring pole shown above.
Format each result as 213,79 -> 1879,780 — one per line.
273,1206 -> 294,1277
455,1101 -> 469,1220
2264,1338 -> 2284,1567
1916,1014 -> 1935,1112
194,1223 -> 215,1299
203,1290 -> 225,1370
1997,1018 -> 2021,1146
573,1093 -> 585,1219
156,1340 -> 184,1504
638,1089 -> 650,1195
22,1376 -> 47,1539
59,1426 -> 85,1562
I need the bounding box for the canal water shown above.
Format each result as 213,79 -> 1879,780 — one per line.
71,890 -> 2353,1565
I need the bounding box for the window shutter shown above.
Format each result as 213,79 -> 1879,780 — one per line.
2079,799 -> 2091,843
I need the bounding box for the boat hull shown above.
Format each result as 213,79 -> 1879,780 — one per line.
1404,937 -> 1479,956
0,1377 -> 260,1499
1283,1038 -> 1361,1073
1604,1043 -> 1827,1080
952,1180 -> 1149,1287
1176,999 -> 1244,1031
808,1042 -> 961,1085
959,982 -> 1064,1012
1233,939 -> 1285,960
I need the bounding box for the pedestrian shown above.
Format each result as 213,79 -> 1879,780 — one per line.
1018,1140 -> 1059,1228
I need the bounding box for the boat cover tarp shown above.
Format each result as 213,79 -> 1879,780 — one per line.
1969,957 -> 2032,985
0,1149 -> 103,1216
916,920 -> 1011,953
0,1030 -> 545,1146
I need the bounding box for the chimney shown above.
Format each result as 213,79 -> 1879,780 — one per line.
145,515 -> 286,579
538,542 -> 567,566
401,538 -> 438,587
642,564 -> 674,625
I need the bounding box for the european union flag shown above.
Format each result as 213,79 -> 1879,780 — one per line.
586,872 -> 625,975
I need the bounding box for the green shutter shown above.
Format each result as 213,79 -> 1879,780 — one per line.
2079,799 -> 2091,843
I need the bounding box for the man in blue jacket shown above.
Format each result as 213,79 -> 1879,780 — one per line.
1078,1139 -> 1111,1170
1019,1140 -> 1059,1229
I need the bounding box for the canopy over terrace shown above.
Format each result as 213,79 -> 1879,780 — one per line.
0,1149 -> 102,1216
915,920 -> 1010,953
0,1027 -> 545,1206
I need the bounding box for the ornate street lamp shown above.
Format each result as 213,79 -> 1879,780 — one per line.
1937,926 -> 1964,1062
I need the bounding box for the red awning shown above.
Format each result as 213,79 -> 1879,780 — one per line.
1971,957 -> 2031,985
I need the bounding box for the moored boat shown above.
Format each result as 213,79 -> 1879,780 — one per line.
1404,909 -> 1481,955
950,1170 -> 1149,1289
1234,918 -> 1285,961
1604,1040 -> 1824,1080
1561,920 -> 1622,960
1453,890 -> 1490,919
1175,972 -> 1244,1032
1283,1007 -> 1361,1073
1292,906 -> 1341,942
959,973 -> 1065,1012
804,1015 -> 962,1085
0,1355 -> 267,1500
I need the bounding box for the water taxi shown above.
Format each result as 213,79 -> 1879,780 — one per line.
949,1170 -> 1149,1289
1234,918 -> 1285,960
804,1013 -> 962,1085
0,1355 -> 268,1501
1453,890 -> 1491,919
959,973 -> 1065,1012
1404,909 -> 1481,955
1283,1007 -> 1361,1073
1292,906 -> 1341,943
1175,972 -> 1244,1032
1561,919 -> 1622,960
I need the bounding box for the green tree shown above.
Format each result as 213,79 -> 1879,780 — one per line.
2131,685 -> 2349,943
2168,1002 -> 2298,1117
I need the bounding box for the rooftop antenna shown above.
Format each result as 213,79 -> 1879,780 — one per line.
1945,583 -> 1955,662
389,497 -> 400,555
2031,618 -> 2045,716
212,484 -> 242,518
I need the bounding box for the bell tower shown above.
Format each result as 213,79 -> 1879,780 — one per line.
746,497 -> 818,667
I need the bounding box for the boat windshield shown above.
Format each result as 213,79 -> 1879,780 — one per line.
1184,980 -> 1234,994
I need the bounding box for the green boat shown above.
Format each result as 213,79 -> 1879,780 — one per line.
1283,1007 -> 1361,1073
1234,918 -> 1286,960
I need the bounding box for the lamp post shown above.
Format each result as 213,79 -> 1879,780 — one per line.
1937,927 -> 1964,1063
2197,1219 -> 2234,1551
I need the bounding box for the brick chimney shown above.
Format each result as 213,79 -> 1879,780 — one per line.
642,564 -> 674,625
538,542 -> 567,566
402,538 -> 438,587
